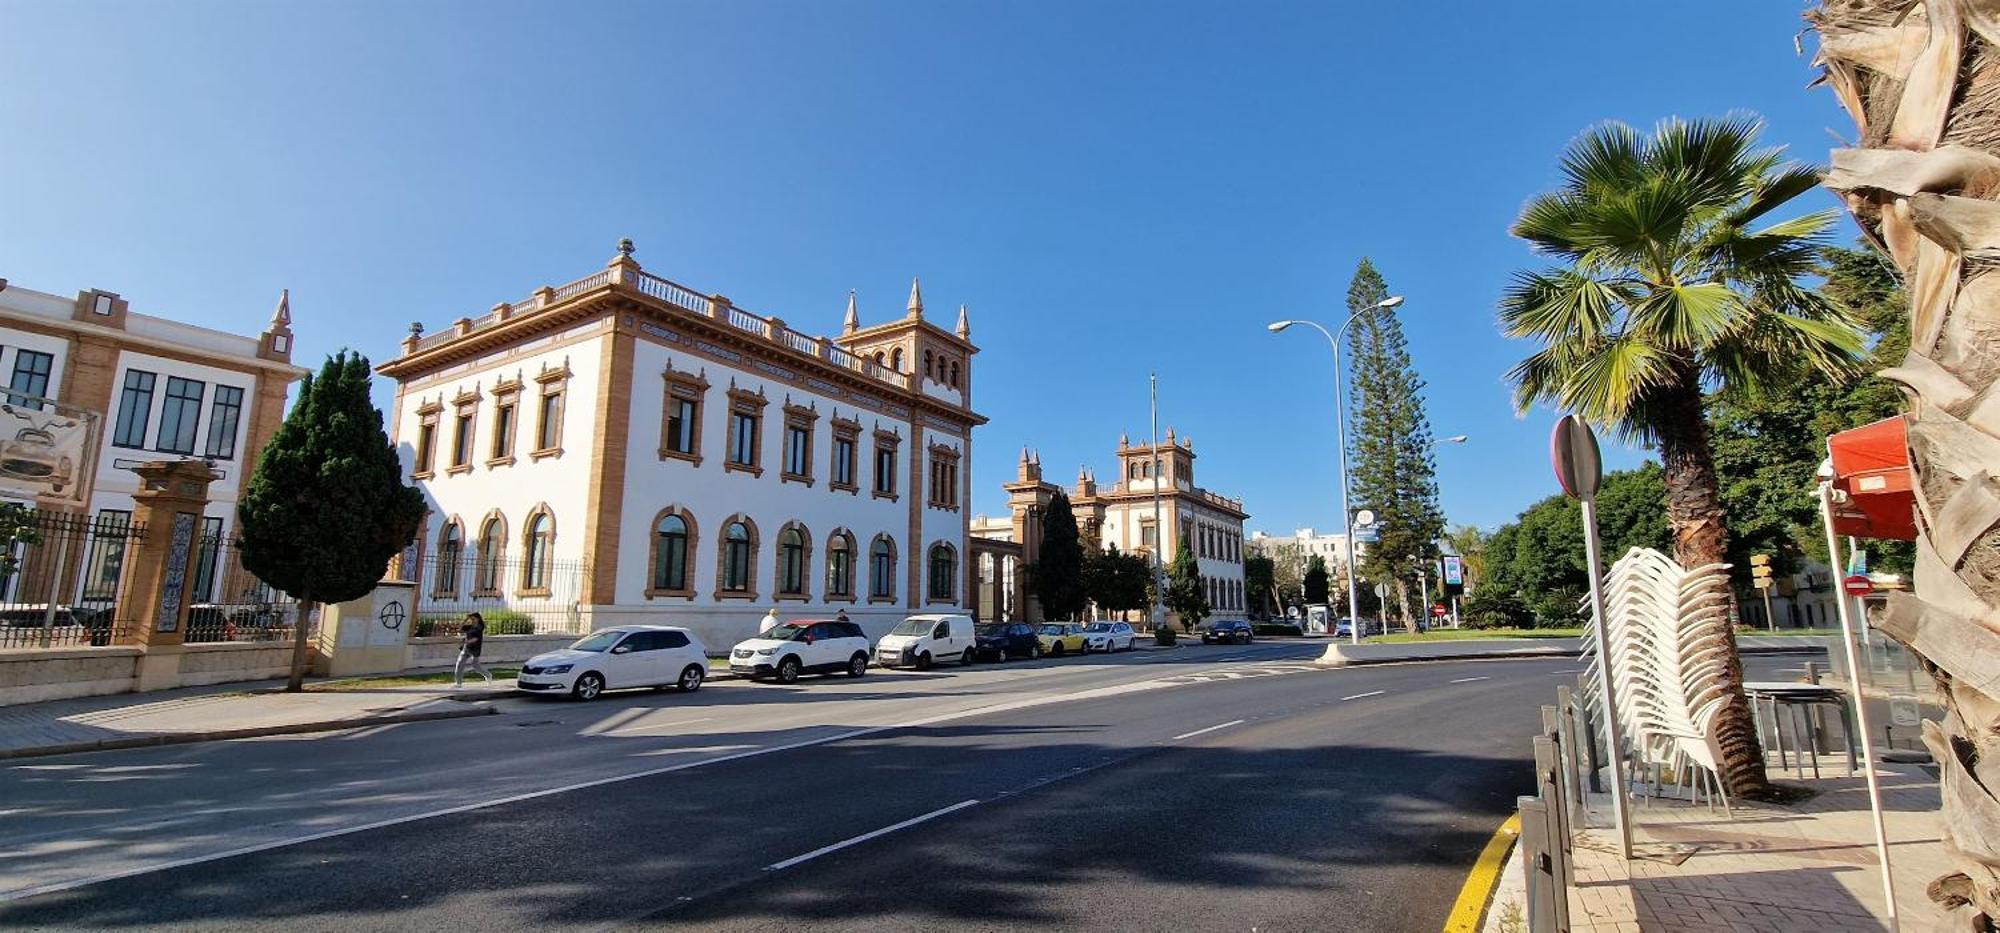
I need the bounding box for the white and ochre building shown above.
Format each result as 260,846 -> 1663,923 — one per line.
975,432 -> 1249,623
376,242 -> 985,648
0,278 -> 303,603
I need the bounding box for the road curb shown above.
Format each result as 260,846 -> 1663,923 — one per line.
0,703 -> 498,761
1316,643 -> 1827,668
1444,812 -> 1520,932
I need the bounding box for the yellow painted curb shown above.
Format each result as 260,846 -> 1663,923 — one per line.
1443,812 -> 1521,933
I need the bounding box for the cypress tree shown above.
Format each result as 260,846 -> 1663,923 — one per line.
1302,554 -> 1330,604
1032,491 -> 1087,621
1344,259 -> 1445,631
238,351 -> 426,691
1163,538 -> 1209,631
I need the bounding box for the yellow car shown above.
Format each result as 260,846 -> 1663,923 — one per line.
1037,623 -> 1088,657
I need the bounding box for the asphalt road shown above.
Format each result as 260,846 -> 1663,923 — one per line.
0,643 -> 1606,931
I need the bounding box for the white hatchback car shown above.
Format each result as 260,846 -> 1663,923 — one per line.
1083,621 -> 1139,653
516,625 -> 710,700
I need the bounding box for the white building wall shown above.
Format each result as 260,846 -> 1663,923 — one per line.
95,348 -> 258,523
396,336 -> 603,570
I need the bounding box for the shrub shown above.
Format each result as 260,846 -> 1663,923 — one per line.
1253,623 -> 1304,636
1154,627 -> 1177,646
414,610 -> 535,637
1461,590 -> 1534,630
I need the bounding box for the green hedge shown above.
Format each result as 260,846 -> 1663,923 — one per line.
414,610 -> 535,637
1253,623 -> 1304,636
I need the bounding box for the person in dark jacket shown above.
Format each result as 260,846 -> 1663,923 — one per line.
452,612 -> 492,687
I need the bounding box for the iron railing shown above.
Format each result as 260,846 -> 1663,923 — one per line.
0,511 -> 143,649
412,553 -> 585,636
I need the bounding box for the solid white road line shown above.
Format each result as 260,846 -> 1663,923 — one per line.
1340,690 -> 1386,701
605,717 -> 715,736
1171,719 -> 1246,741
1448,676 -> 1491,684
764,799 -> 981,872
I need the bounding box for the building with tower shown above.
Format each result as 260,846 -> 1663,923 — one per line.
973,432 -> 1248,624
376,242 -> 985,649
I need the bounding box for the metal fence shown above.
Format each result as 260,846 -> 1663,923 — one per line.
0,511 -> 144,650
1516,684 -> 1585,933
410,553 -> 585,636
182,535 -> 306,645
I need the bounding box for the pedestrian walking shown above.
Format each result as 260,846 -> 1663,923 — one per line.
453,612 -> 491,688
758,607 -> 779,634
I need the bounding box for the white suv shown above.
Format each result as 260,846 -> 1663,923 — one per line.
517,625 -> 710,701
875,613 -> 976,670
729,619 -> 872,684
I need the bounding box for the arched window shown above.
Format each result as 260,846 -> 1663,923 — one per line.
475,514 -> 505,594
721,519 -> 755,594
870,535 -> 897,599
776,523 -> 809,597
522,509 -> 554,591
923,350 -> 933,380
652,511 -> 691,593
434,520 -> 463,596
874,351 -> 885,368
927,542 -> 956,602
891,348 -> 904,372
950,361 -> 960,387
826,530 -> 854,598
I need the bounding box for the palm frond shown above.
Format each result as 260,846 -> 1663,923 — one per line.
1498,269 -> 1626,340
1629,282 -> 1740,349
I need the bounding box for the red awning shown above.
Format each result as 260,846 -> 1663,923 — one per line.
1827,416 -> 1917,541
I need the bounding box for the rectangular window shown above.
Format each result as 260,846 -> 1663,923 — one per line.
204,385 -> 244,459
113,370 -> 156,449
832,437 -> 855,488
535,389 -> 563,452
156,377 -> 205,454
1141,523 -> 1158,549
665,398 -> 697,455
874,445 -> 896,495
414,413 -> 439,475
7,350 -> 52,408
491,399 -> 516,461
730,412 -> 759,467
191,516 -> 224,602
928,453 -> 960,509
83,510 -> 132,600
784,425 -> 811,478
452,410 -> 474,468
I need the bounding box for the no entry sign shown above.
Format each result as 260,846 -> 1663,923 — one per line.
1843,574 -> 1874,597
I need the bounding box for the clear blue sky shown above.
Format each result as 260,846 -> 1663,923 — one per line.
0,1 -> 1848,532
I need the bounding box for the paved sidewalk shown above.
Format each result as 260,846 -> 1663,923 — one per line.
1553,758 -> 1951,931
0,677 -> 498,759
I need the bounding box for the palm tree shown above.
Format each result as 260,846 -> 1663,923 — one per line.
1809,4 -> 2000,923
1503,116 -> 1865,798
1444,524 -> 1488,590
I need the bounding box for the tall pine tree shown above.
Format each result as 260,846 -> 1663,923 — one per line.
1344,259 -> 1445,631
1031,491 -> 1087,621
238,351 -> 426,691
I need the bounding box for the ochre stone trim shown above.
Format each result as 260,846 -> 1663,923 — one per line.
581,327 -> 635,604
659,362 -> 710,466
925,540 -> 959,604
724,385 -> 768,476
432,515 -> 466,599
472,508 -> 508,597
643,505 -> 699,600
867,532 -> 899,604
713,512 -> 760,600
518,502 -> 556,596
530,362 -> 571,461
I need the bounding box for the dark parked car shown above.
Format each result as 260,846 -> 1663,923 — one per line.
972,622 -> 1042,661
1202,619 -> 1254,645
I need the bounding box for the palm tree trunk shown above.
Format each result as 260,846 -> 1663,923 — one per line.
1656,374 -> 1771,797
1811,4 -> 2000,922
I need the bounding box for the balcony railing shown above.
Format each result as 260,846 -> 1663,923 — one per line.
405,265 -> 914,392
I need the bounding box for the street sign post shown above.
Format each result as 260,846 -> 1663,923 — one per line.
1551,414 -> 1631,860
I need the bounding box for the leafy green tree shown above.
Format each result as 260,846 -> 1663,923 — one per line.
1481,465 -> 1672,627
1084,544 -> 1152,619
238,351 -> 426,692
1709,244 -> 1913,581
1031,491 -> 1087,621
1244,553 -> 1276,617
1162,538 -> 1209,631
1345,258 -> 1445,630
1302,554 -> 1330,605
1445,525 -> 1488,591
1503,117 -> 1864,798
0,503 -> 39,580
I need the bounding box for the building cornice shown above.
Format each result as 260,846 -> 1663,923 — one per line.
0,305 -> 308,379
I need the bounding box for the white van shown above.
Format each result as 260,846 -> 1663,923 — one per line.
874,613 -> 976,670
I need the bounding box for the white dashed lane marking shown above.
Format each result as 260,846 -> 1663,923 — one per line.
1340,690 -> 1386,701
1448,676 -> 1490,684
1171,719 -> 1246,741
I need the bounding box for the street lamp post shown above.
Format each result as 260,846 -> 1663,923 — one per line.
1269,295 -> 1404,646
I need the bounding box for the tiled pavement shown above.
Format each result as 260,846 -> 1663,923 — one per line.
1563,757 -> 1951,932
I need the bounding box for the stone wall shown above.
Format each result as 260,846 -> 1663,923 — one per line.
0,647 -> 140,706
179,642 -> 296,687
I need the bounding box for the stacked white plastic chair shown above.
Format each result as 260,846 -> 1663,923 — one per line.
1579,547 -> 1737,814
